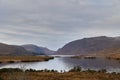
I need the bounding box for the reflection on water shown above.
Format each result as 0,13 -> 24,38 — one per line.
62,57 -> 120,73
0,55 -> 120,73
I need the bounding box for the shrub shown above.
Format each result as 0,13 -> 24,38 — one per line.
86,69 -> 97,73
69,66 -> 81,72
0,68 -> 23,73
0,77 -> 3,80
98,69 -> 107,73
25,69 -> 36,72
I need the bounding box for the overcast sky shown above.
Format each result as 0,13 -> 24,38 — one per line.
0,0 -> 120,50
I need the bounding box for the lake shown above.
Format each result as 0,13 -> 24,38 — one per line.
0,55 -> 120,73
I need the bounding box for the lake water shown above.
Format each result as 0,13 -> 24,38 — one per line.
0,55 -> 120,73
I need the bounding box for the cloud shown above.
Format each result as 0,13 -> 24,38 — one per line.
0,0 -> 120,50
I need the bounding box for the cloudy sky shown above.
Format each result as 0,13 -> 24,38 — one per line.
0,0 -> 120,50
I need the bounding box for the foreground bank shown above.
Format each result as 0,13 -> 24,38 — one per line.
0,68 -> 120,80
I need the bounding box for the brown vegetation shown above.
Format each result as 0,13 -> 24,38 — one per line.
71,55 -> 96,59
0,71 -> 120,80
0,56 -> 54,63
0,68 -> 119,80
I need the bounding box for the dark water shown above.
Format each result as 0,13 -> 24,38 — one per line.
0,55 -> 120,73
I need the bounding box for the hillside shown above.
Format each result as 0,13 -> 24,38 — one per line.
22,44 -> 55,55
0,43 -> 33,56
95,47 -> 120,59
56,36 -> 120,56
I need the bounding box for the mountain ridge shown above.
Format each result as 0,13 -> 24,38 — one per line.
0,43 -> 33,56
56,36 -> 120,56
22,44 -> 55,55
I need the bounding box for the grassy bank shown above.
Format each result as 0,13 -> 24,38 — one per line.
0,68 -> 120,80
71,55 -> 96,59
0,56 -> 54,63
107,56 -> 120,60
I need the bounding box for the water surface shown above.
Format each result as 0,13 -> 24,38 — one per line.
0,55 -> 120,73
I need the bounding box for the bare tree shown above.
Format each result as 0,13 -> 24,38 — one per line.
9,63 -> 28,80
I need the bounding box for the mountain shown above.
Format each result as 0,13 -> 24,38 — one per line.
22,44 -> 55,55
0,43 -> 33,56
56,36 -> 120,55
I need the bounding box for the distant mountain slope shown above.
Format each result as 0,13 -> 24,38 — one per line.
56,36 -> 120,55
22,44 -> 55,55
0,43 -> 33,56
94,47 -> 120,59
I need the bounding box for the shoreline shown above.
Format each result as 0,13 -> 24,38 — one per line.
0,56 -> 54,63
71,55 -> 120,61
